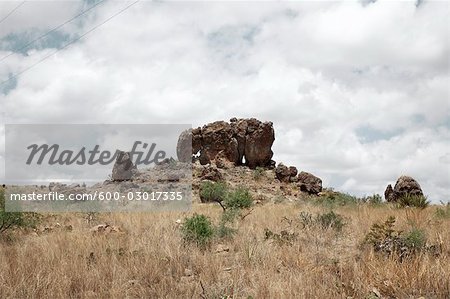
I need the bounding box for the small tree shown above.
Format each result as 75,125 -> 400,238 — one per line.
199,181 -> 228,203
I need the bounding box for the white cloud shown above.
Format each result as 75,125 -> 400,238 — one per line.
0,1 -> 448,202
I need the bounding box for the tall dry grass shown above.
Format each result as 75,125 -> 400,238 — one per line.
0,202 -> 449,298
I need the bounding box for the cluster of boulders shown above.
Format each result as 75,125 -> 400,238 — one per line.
177,118 -> 275,169
107,119 -> 426,203
384,175 -> 424,202
275,163 -> 323,195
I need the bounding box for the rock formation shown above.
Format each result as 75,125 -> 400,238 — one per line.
177,118 -> 275,169
384,175 -> 423,202
111,151 -> 137,181
297,171 -> 322,195
275,163 -> 298,183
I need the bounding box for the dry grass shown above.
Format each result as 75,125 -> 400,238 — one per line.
0,201 -> 449,299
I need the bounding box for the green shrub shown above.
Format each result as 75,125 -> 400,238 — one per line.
316,211 -> 345,231
224,186 -> 253,210
402,227 -> 426,250
199,181 -> 228,203
364,216 -> 429,259
397,194 -> 429,209
181,214 -> 214,248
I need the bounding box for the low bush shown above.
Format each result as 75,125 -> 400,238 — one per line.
364,216 -> 431,259
224,186 -> 253,210
181,214 -> 214,248
316,211 -> 346,231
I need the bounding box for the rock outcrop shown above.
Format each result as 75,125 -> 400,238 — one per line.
177,118 -> 275,169
111,151 -> 137,181
297,171 -> 322,195
384,175 -> 423,202
275,163 -> 298,183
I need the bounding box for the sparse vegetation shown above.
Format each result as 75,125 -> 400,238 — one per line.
316,211 -> 346,231
298,210 -> 346,231
253,167 -> 265,181
264,228 -> 298,246
314,190 -> 359,207
361,193 -> 384,205
435,202 -> 450,219
364,216 -> 435,259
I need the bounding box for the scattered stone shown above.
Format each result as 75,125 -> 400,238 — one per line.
297,171 -> 322,195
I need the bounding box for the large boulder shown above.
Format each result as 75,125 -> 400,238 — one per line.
200,121 -> 239,165
297,171 -> 322,195
111,151 -> 136,181
275,163 -> 298,183
243,119 -> 275,168
384,176 -> 423,202
177,118 -> 275,169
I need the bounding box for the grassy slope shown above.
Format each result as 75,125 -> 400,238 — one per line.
0,201 -> 449,299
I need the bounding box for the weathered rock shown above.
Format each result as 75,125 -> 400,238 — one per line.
177,118 -> 275,169
297,171 -> 322,194
177,130 -> 193,163
244,119 -> 275,168
112,151 -> 136,181
200,166 -> 222,182
384,184 -> 395,202
385,176 -> 424,202
275,163 -> 291,183
200,121 -> 239,165
275,164 -> 298,183
289,166 -> 298,177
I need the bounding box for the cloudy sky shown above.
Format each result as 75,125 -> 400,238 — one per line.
0,0 -> 449,202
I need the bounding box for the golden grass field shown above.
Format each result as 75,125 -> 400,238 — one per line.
1,199 -> 449,299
